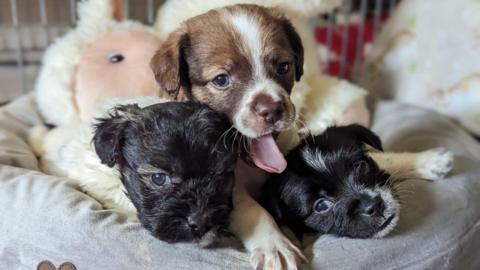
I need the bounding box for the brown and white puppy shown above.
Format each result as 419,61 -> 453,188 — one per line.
151,4 -> 302,173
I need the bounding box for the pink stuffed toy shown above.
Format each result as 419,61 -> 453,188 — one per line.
35,0 -> 164,125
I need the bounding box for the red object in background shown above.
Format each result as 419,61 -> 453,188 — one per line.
315,15 -> 389,79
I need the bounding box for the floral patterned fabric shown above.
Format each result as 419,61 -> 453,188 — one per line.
358,0 -> 480,135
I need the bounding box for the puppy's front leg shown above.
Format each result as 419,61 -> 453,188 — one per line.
369,148 -> 453,181
230,179 -> 306,270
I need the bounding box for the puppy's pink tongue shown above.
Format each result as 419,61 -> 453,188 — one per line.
250,134 -> 287,173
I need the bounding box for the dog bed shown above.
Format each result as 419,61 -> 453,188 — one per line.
1,94 -> 479,270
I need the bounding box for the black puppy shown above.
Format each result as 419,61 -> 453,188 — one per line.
93,101 -> 237,243
261,124 -> 399,239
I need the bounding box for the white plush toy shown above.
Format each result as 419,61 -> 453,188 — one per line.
357,0 -> 480,136
154,0 -> 371,148
35,0 -> 164,126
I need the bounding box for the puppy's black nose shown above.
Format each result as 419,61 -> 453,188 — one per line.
359,196 -> 384,217
253,95 -> 285,124
187,214 -> 207,236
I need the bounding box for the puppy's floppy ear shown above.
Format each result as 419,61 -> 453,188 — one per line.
345,124 -> 383,151
282,19 -> 304,81
93,104 -> 141,167
150,30 -> 191,101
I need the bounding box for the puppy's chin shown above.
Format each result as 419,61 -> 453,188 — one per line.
151,221 -> 230,244
358,186 -> 400,238
372,187 -> 400,238
373,214 -> 399,238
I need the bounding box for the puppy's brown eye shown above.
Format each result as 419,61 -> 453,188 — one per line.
277,62 -> 290,75
314,198 -> 333,213
108,53 -> 124,63
151,173 -> 171,186
354,160 -> 370,175
211,74 -> 231,89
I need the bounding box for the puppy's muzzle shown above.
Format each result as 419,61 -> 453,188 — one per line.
250,93 -> 295,133
351,195 -> 385,217
253,98 -> 286,125
187,212 -> 212,238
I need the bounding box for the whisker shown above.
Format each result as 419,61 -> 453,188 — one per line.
214,125 -> 235,151
231,131 -> 239,151
242,136 -> 250,154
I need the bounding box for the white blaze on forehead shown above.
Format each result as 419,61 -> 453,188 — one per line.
301,148 -> 327,171
228,11 -> 283,137
225,10 -> 293,139
229,12 -> 265,78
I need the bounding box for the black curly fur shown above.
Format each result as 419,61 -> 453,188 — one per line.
260,124 -> 397,239
93,101 -> 237,243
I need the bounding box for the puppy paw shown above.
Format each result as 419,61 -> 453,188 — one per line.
416,148 -> 453,180
249,232 -> 307,270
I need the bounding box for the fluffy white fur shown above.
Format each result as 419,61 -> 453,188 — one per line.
35,0 -> 161,126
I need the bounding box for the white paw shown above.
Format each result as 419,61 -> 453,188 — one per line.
249,232 -> 307,270
416,148 -> 454,180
